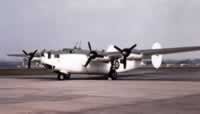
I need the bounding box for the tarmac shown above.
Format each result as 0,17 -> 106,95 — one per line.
0,67 -> 200,114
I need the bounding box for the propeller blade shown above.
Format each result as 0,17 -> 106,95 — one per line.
123,57 -> 127,69
84,57 -> 92,67
114,46 -> 122,52
129,44 -> 137,50
88,42 -> 92,51
32,50 -> 38,55
28,58 -> 32,69
22,50 -> 28,55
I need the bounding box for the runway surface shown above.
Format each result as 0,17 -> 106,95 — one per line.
1,68 -> 200,114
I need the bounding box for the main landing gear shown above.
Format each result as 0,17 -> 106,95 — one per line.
107,59 -> 119,80
108,70 -> 118,80
57,73 -> 71,80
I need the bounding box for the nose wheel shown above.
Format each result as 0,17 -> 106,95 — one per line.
57,73 -> 71,80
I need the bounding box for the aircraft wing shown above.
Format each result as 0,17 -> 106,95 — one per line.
138,46 -> 200,56
7,54 -> 26,57
8,53 -> 41,57
95,46 -> 200,61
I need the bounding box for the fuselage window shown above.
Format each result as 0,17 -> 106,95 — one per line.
69,50 -> 73,53
55,54 -> 60,58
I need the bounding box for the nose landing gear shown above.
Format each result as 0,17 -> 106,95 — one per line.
57,73 -> 71,80
108,59 -> 119,80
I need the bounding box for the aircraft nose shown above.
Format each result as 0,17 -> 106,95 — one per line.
54,65 -> 60,71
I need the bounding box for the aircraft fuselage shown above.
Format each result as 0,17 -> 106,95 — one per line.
40,54 -> 142,75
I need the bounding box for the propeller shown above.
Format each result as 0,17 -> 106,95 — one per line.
114,44 -> 137,69
84,42 -> 104,67
22,50 -> 38,69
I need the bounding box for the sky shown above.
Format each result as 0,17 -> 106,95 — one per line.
0,0 -> 200,60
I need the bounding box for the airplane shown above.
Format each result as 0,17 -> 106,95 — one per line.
8,42 -> 200,80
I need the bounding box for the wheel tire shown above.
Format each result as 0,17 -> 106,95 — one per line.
108,71 -> 118,80
57,74 -> 65,80
111,71 -> 118,80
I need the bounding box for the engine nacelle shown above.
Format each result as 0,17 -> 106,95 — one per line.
151,42 -> 163,69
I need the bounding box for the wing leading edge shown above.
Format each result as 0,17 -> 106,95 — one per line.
138,46 -> 200,56
7,54 -> 26,57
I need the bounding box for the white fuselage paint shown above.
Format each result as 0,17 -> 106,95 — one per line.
38,53 -> 143,75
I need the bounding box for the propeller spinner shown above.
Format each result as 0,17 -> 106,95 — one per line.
114,44 -> 137,69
